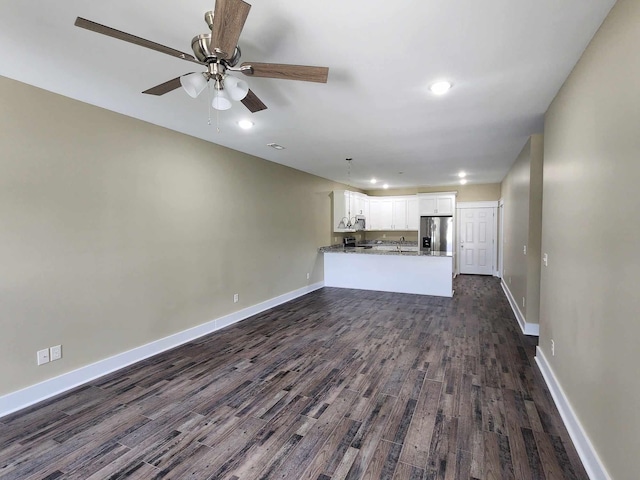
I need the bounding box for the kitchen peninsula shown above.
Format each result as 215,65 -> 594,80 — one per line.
319,242 -> 453,297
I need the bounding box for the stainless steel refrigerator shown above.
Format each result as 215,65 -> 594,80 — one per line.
420,216 -> 453,253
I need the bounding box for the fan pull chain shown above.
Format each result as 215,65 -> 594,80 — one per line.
207,82 -> 212,126
216,108 -> 220,134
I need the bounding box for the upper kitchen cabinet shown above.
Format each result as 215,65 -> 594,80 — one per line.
333,191 -> 421,232
368,197 -> 393,230
407,196 -> 419,230
333,190 -> 369,232
368,196 -> 417,230
352,192 -> 369,217
333,190 -> 355,232
391,198 -> 409,230
418,193 -> 456,216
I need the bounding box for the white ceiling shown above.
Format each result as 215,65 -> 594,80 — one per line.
0,0 -> 615,189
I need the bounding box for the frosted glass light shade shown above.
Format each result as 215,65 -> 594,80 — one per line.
212,89 -> 232,110
180,72 -> 208,98
224,74 -> 249,101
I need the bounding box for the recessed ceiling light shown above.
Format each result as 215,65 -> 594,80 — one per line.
460,179 -> 468,185
370,178 -> 377,184
383,184 -> 389,189
238,120 -> 254,130
267,143 -> 285,150
429,80 -> 452,95
458,171 -> 466,178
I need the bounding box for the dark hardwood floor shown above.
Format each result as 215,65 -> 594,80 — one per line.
0,276 -> 588,479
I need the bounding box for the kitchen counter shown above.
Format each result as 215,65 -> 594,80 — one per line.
321,242 -> 453,297
318,244 -> 452,257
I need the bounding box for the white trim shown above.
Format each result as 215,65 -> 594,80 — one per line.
501,280 -> 539,336
0,282 -> 324,419
535,347 -> 611,480
456,200 -> 499,209
497,199 -> 504,278
416,191 -> 458,197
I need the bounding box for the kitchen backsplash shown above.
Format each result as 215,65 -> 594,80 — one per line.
364,231 -> 419,242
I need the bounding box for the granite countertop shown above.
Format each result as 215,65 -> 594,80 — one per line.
318,242 -> 453,257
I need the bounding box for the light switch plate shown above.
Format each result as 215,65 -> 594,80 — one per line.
37,349 -> 50,365
543,253 -> 548,266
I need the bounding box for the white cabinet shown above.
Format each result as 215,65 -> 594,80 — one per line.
418,193 -> 456,216
333,190 -> 356,231
352,192 -> 369,217
368,197 -> 393,230
368,196 -> 418,230
391,198 -> 407,230
368,197 -> 379,230
334,191 -> 422,231
407,197 -> 419,230
334,190 -> 372,231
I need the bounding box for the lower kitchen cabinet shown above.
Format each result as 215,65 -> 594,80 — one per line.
324,252 -> 453,297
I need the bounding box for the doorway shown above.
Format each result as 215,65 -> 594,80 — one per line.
457,202 -> 498,275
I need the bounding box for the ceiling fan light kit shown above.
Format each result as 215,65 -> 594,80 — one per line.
212,87 -> 233,110
224,74 -> 249,101
74,0 -> 329,114
180,72 -> 208,98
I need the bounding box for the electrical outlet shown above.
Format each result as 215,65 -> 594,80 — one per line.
551,339 -> 555,356
306,273 -> 310,280
334,237 -> 338,243
522,297 -> 526,308
37,348 -> 50,365
523,245 -> 527,255
50,345 -> 62,361
233,293 -> 239,303
543,253 -> 548,267
382,234 -> 386,238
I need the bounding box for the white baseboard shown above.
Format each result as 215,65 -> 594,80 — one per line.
535,347 -> 611,480
0,282 -> 324,419
500,280 -> 539,336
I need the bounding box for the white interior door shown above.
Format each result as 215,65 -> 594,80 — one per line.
459,207 -> 495,275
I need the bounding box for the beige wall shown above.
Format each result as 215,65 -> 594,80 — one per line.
500,135 -> 543,325
526,137 -> 544,329
540,0 -> 640,477
0,76 -> 346,397
366,183 -> 501,202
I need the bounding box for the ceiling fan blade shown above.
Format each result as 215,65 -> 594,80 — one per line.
240,62 -> 329,83
142,77 -> 183,96
75,17 -> 202,65
241,89 -> 267,113
210,0 -> 251,60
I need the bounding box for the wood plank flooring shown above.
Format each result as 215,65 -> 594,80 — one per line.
0,276 -> 588,479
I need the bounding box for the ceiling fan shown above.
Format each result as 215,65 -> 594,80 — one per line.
74,0 -> 329,113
